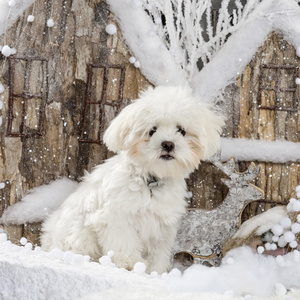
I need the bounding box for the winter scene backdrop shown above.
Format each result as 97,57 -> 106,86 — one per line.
1,0 -> 300,299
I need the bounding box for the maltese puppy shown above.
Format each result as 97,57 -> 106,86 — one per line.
41,86 -> 224,273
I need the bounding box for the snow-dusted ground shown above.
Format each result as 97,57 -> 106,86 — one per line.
1,234 -> 300,300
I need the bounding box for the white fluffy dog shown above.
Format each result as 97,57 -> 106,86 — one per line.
41,86 -> 224,273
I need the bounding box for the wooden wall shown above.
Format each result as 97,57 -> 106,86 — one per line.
0,0 -> 150,241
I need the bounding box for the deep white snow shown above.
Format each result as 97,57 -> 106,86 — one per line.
1,237 -> 300,300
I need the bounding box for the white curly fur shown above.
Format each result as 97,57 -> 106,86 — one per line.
41,86 -> 224,273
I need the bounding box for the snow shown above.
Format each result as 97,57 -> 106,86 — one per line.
221,138 -> 300,163
0,178 -> 78,225
192,0 -> 300,103
47,18 -> 54,27
27,14 -> 34,22
1,44 -> 12,56
105,23 -> 117,35
0,0 -> 35,36
1,239 -> 300,300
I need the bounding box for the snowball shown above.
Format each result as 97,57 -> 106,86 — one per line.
150,271 -> 158,277
129,56 -> 136,64
1,45 -> 12,57
298,214 -> 300,223
226,257 -> 234,264
297,192 -> 300,199
0,182 -> 5,189
271,224 -> 284,236
296,186 -> 300,193
99,255 -> 111,266
291,222 -> 300,234
10,48 -> 16,55
277,236 -> 287,248
257,246 -> 264,254
265,243 -> 271,251
47,19 -> 54,27
283,231 -> 295,243
130,0 -> 142,9
287,202 -> 294,213
280,218 -> 292,229
34,246 -> 42,253
27,15 -> 35,22
290,197 -> 297,204
133,262 -> 146,273
105,24 -> 117,35
296,78 -> 300,85
293,201 -> 300,212
107,250 -> 114,257
168,268 -> 181,277
134,61 -> 141,68
289,240 -> 298,248
24,243 -> 32,250
274,283 -> 287,296
20,237 -> 27,245
0,233 -> 7,243
8,0 -> 16,7
50,248 -> 63,259
0,83 -> 4,94
270,243 -> 277,250
272,235 -> 279,242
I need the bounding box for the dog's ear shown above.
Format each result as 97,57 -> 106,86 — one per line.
195,105 -> 225,160
103,102 -> 140,153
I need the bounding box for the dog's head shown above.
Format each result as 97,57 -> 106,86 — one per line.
103,86 -> 225,178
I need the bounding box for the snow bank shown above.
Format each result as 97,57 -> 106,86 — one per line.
1,238 -> 300,300
0,178 -> 78,225
221,138 -> 300,163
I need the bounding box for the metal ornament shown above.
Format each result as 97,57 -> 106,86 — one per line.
175,156 -> 264,266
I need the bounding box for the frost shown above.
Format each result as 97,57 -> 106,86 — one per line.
105,24 -> 117,35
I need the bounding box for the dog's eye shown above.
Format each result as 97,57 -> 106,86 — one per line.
149,127 -> 157,137
177,127 -> 186,136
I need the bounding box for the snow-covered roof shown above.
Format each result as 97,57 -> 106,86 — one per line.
192,0 -> 300,103
0,0 -> 34,37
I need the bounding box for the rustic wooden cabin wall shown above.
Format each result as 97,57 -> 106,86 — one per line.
0,0 -> 150,239
225,32 -> 300,220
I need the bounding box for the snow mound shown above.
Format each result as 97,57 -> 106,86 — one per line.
0,178 -> 78,225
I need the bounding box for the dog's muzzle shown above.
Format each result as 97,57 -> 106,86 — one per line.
160,141 -> 175,160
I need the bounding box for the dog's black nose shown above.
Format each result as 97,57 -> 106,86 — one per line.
161,141 -> 175,152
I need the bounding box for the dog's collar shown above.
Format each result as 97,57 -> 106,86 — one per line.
147,175 -> 159,189
147,175 -> 162,197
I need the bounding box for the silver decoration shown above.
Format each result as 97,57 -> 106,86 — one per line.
175,156 -> 264,266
